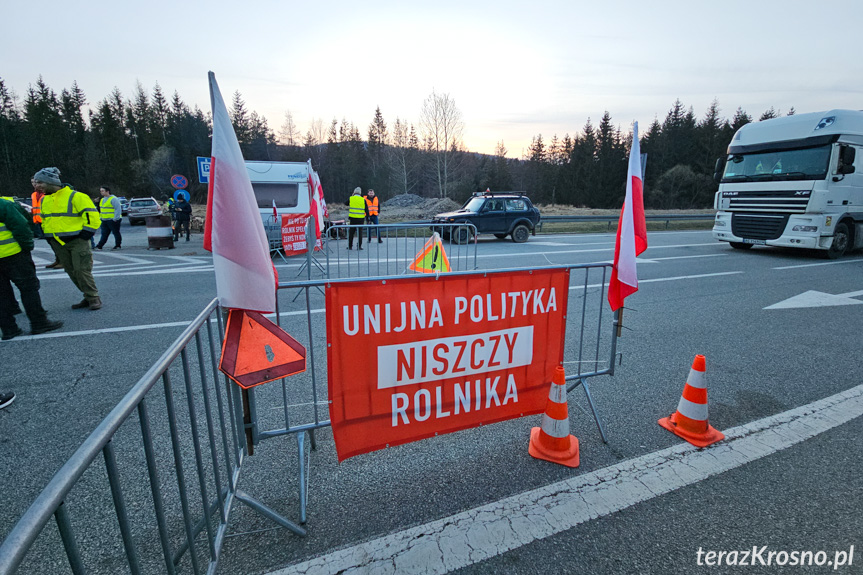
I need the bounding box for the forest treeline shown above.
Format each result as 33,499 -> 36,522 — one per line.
0,76 -> 793,209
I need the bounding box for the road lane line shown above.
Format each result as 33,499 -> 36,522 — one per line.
773,257 -> 863,270
271,384 -> 863,575
0,309 -> 325,341
570,270 -> 743,291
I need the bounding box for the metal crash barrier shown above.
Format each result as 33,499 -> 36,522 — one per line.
0,243 -> 619,573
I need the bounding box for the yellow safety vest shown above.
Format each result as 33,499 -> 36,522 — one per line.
365,196 -> 379,216
41,186 -> 100,245
99,195 -> 116,220
0,197 -> 22,258
349,195 -> 366,219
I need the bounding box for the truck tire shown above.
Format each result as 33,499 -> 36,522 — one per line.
826,222 -> 850,259
729,242 -> 753,250
511,224 -> 530,243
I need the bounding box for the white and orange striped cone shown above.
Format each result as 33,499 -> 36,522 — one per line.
528,365 -> 580,467
658,354 -> 724,447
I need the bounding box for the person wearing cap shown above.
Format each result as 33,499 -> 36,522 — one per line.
365,189 -> 383,243
0,195 -> 64,340
33,167 -> 102,310
347,186 -> 365,250
95,186 -> 123,250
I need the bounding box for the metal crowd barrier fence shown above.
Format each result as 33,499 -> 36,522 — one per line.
323,222 -> 478,279
1,258 -> 619,574
0,301 -> 306,575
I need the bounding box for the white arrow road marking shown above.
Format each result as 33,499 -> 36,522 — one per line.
269,384 -> 863,575
765,289 -> 863,310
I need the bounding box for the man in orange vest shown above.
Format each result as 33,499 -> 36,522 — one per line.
30,178 -> 61,269
365,189 -> 382,243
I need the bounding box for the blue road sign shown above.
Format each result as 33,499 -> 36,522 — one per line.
197,156 -> 212,184
171,174 -> 188,189
173,190 -> 190,202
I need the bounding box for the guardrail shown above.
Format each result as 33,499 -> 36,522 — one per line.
538,213 -> 715,232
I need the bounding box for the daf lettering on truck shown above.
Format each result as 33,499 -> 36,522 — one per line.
712,109 -> 862,258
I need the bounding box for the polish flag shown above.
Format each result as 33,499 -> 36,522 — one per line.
307,159 -> 327,245
608,121 -> 647,312
203,72 -> 276,313
272,198 -> 278,220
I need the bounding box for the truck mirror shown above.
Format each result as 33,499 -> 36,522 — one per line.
713,157 -> 726,183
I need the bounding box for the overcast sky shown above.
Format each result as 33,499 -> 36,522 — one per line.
3,0 -> 862,157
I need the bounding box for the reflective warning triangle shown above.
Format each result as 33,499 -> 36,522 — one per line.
219,309 -> 306,389
408,232 -> 451,273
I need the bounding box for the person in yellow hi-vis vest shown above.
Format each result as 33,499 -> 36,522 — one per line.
0,196 -> 63,341
347,187 -> 365,250
33,167 -> 103,310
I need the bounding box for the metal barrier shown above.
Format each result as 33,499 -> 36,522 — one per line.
1,255 -> 619,573
323,222 -> 478,279
538,213 -> 715,232
0,301 -> 306,575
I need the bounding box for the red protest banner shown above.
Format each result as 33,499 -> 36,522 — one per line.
280,214 -> 321,256
326,268 -> 570,461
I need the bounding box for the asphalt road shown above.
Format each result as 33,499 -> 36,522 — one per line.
1,224 -> 861,574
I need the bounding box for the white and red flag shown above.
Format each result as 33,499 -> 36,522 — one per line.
272,199 -> 278,220
203,72 -> 276,313
608,121 -> 647,312
307,159 -> 327,240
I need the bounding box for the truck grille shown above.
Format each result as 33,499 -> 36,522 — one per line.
731,213 -> 789,240
723,190 -> 810,213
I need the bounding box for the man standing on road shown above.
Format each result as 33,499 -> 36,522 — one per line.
0,195 -> 63,340
31,178 -> 60,269
347,187 -> 365,250
173,194 -> 192,241
34,167 -> 102,311
365,189 -> 383,243
95,186 -> 123,250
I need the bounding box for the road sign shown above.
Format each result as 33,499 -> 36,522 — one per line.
173,190 -> 190,202
197,156 -> 211,184
219,310 -> 306,389
171,174 -> 188,189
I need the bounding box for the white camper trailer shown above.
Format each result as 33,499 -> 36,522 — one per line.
712,110 -> 863,258
245,160 -> 311,220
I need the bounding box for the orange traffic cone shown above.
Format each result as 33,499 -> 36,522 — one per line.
528,365 -> 580,467
658,355 -> 724,447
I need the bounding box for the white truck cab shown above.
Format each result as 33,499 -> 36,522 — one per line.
712,109 -> 863,258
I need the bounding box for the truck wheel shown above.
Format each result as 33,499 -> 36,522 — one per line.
494,233 -> 507,239
826,222 -> 850,259
729,242 -> 753,250
511,224 -> 530,243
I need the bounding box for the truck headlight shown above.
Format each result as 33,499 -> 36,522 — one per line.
792,225 -> 817,232
713,220 -> 726,227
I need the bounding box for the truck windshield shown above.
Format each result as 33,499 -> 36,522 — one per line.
722,144 -> 831,182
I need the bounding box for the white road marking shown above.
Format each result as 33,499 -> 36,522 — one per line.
765,289 -> 863,309
569,270 -> 744,291
773,257 -> 863,270
0,309 -> 325,341
270,384 -> 863,575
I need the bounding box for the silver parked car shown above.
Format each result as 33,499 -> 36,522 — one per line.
127,197 -> 161,225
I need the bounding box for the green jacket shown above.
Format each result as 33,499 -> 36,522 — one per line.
0,198 -> 34,252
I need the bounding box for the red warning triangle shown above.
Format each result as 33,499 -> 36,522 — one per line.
219,309 -> 306,389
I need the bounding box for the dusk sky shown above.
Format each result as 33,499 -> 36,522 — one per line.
3,0 -> 862,157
